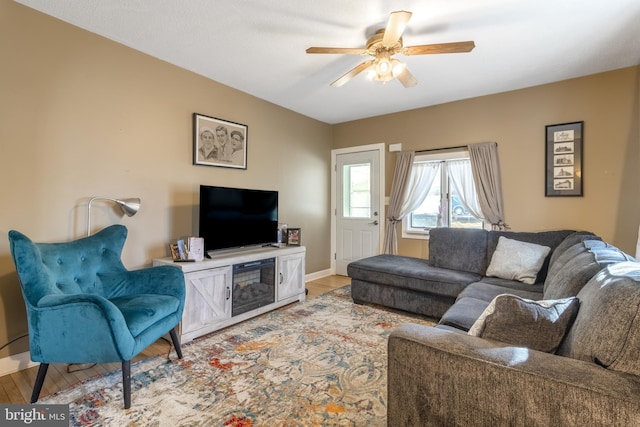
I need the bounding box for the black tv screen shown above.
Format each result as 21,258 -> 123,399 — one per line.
199,185 -> 278,252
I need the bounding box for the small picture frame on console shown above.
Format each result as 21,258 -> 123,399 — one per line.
169,243 -> 184,261
286,228 -> 301,246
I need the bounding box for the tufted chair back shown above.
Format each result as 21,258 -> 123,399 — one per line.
9,225 -> 128,305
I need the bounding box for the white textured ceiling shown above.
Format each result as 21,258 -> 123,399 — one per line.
15,0 -> 640,124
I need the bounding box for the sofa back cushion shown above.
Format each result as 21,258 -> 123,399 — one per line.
547,231 -> 600,269
544,240 -> 633,299
429,228 -> 488,275
557,261 -> 640,376
487,230 -> 574,283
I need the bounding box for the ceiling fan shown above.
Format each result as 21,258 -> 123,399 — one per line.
306,10 -> 475,88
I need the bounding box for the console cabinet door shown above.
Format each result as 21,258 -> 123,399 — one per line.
182,266 -> 232,338
278,252 -> 305,301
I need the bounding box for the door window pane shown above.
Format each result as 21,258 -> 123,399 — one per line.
343,164 -> 370,218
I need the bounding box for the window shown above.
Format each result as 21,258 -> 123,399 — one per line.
402,150 -> 483,239
342,163 -> 371,218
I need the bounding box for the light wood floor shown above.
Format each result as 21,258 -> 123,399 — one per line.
0,275 -> 351,404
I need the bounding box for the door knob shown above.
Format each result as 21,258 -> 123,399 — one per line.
369,220 -> 379,225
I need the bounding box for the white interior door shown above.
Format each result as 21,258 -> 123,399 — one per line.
334,148 -> 383,275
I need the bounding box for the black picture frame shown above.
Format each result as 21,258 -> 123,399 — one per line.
193,113 -> 247,170
286,228 -> 301,246
545,121 -> 583,197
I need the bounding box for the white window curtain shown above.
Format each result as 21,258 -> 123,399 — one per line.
448,159 -> 483,219
468,142 -> 508,230
401,161 -> 441,217
383,152 -> 440,254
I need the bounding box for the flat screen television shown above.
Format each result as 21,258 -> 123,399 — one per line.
199,185 -> 278,252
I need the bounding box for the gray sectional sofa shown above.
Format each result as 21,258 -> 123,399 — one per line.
347,227 -> 640,425
349,228 -> 580,319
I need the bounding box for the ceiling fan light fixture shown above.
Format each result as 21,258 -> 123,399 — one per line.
366,66 -> 377,80
306,10 -> 475,88
369,55 -> 404,83
376,57 -> 391,76
391,59 -> 405,77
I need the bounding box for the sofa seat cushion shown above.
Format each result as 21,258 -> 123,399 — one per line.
486,237 -> 551,284
440,281 -> 544,332
459,281 -> 543,302
468,294 -> 580,353
434,324 -> 467,334
438,297 -> 490,331
347,254 -> 481,299
558,262 -> 640,376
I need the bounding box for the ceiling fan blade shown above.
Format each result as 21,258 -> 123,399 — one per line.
396,66 -> 418,88
382,10 -> 412,47
403,41 -> 476,55
330,60 -> 375,87
306,47 -> 367,55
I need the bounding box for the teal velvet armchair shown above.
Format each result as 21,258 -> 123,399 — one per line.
8,225 -> 185,409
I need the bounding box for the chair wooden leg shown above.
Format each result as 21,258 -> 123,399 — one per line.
169,328 -> 183,359
31,363 -> 49,403
122,360 -> 131,409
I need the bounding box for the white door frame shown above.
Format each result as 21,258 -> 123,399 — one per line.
330,143 -> 386,275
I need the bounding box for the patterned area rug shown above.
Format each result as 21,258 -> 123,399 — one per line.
42,286 -> 434,426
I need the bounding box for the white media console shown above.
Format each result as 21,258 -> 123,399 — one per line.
153,245 -> 306,343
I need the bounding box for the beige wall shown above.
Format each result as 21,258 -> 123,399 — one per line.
0,1 -> 332,357
2,0 -> 639,360
333,66 -> 640,258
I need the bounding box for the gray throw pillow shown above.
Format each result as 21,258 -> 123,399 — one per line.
468,294 -> 580,353
486,236 -> 551,284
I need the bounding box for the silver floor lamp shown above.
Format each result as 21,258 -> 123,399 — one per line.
86,197 -> 141,236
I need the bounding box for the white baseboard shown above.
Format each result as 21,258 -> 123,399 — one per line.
0,351 -> 38,376
305,268 -> 333,282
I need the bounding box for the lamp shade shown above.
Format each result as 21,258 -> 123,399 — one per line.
115,198 -> 141,217
87,197 -> 141,235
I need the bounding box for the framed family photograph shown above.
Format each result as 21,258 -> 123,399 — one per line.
193,113 -> 247,169
545,121 -> 583,197
286,228 -> 301,246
